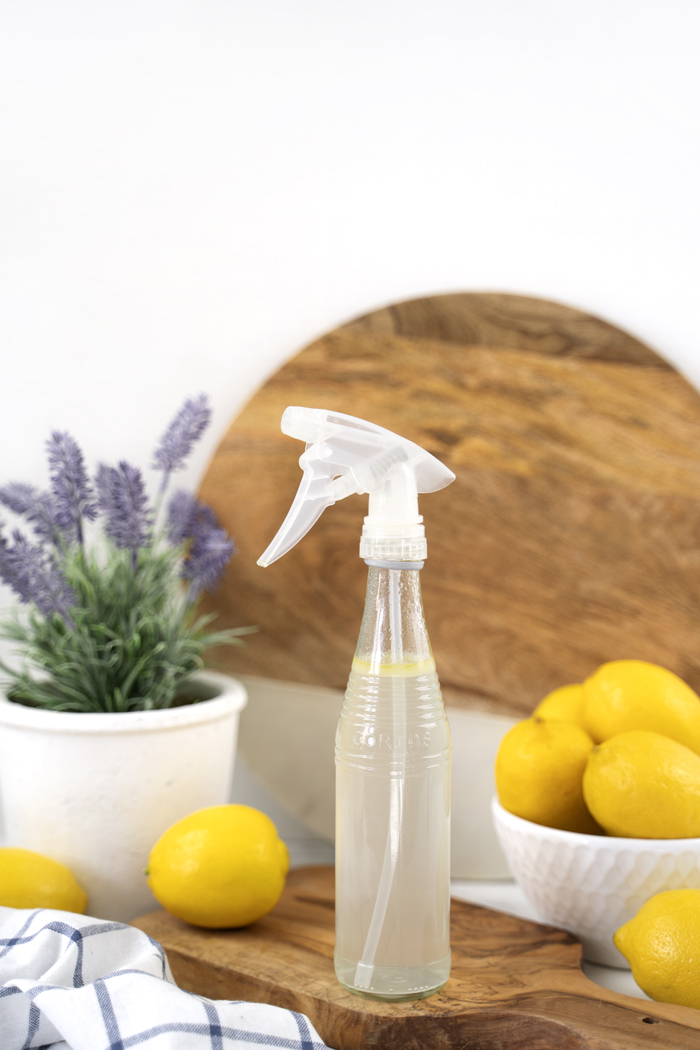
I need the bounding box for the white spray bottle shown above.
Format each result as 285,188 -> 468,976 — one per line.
258,407 -> 455,1001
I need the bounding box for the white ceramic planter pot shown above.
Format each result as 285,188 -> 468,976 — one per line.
0,671 -> 247,922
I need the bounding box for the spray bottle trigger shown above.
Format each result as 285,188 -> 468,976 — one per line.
258,406 -> 455,568
333,475 -> 365,500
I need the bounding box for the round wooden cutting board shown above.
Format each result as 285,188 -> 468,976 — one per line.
199,292 -> 700,718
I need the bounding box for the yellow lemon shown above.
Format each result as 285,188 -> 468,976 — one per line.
583,660 -> 700,753
614,890 -> 700,1008
147,804 -> 290,928
495,717 -> 601,833
533,684 -> 585,727
583,730 -> 700,837
0,848 -> 87,912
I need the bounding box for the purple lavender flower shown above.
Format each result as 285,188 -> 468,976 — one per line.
167,490 -> 219,544
166,491 -> 234,597
47,431 -> 97,544
0,527 -> 23,600
0,528 -> 75,621
167,490 -> 199,545
96,461 -> 150,552
0,482 -> 60,543
183,521 -> 235,598
152,395 -> 211,489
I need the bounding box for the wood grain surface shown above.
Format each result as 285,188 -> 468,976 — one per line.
199,293 -> 700,716
133,866 -> 700,1050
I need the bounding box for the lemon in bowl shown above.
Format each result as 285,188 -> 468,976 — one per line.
583,730 -> 700,838
147,804 -> 290,928
583,659 -> 700,753
532,683 -> 586,728
495,716 -> 602,834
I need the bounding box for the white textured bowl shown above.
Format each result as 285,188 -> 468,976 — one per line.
492,796 -> 700,967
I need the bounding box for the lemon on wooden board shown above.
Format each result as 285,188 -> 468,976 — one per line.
583,660 -> 700,753
147,804 -> 290,928
495,717 -> 601,834
614,890 -> 700,1009
0,848 -> 87,913
583,730 -> 700,838
532,684 -> 585,727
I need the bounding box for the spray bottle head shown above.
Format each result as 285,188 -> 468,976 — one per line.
258,407 -> 455,567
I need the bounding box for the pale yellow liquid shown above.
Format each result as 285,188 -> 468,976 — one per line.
351,656 -> 437,677
335,661 -> 451,1000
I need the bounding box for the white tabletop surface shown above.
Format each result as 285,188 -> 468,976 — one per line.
230,755 -> 649,1003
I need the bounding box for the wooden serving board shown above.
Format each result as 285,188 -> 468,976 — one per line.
199,292 -> 700,717
133,866 -> 700,1049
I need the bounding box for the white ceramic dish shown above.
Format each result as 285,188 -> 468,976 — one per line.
492,796 -> 700,967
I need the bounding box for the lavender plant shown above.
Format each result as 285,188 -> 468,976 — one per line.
0,396 -> 249,712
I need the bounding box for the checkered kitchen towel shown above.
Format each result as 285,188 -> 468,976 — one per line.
0,906 -> 328,1049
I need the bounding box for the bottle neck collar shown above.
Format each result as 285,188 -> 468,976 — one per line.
363,559 -> 424,570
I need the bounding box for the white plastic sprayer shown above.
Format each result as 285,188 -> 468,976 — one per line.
259,407 -> 455,1000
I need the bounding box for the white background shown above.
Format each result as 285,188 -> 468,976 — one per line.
1,0 -> 699,504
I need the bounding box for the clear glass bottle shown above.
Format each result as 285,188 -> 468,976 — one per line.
334,565 -> 451,1001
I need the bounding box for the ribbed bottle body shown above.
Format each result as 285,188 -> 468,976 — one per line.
334,568 -> 451,1000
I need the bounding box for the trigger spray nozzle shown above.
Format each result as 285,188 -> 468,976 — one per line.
257,407 -> 455,567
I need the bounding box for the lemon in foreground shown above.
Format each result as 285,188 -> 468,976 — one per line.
583,660 -> 700,753
614,890 -> 700,1008
495,717 -> 601,833
533,684 -> 585,727
0,848 -> 87,912
583,730 -> 700,838
147,804 -> 290,928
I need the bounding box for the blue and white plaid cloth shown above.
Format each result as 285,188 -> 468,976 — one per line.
0,906 -> 328,1050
